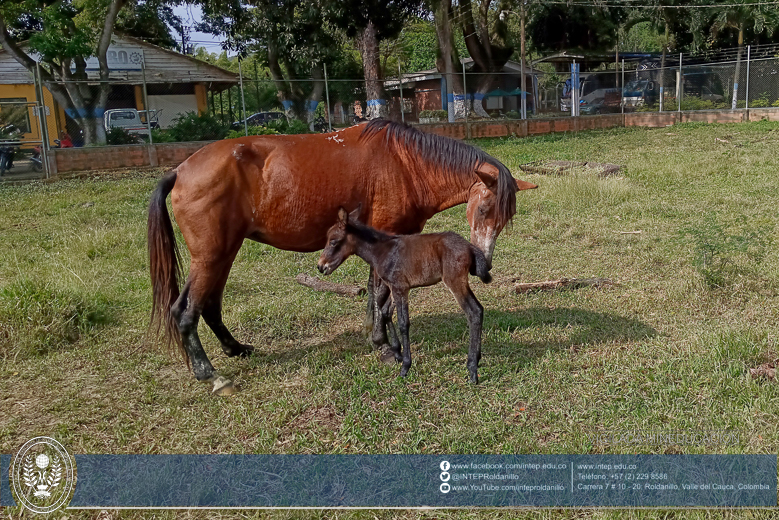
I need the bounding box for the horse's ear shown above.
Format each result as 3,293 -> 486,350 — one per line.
338,207 -> 348,224
515,178 -> 538,191
475,162 -> 499,188
349,203 -> 362,222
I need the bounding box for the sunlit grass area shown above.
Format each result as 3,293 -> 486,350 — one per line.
2,121 -> 779,519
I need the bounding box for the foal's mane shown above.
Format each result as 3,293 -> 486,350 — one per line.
359,119 -> 517,224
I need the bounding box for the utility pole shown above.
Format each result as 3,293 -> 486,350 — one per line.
520,0 -> 527,120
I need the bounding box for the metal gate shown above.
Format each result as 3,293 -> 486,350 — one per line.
0,99 -> 49,180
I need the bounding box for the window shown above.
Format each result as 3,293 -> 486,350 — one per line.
0,98 -> 32,134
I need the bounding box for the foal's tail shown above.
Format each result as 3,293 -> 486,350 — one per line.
147,170 -> 185,362
469,246 -> 493,284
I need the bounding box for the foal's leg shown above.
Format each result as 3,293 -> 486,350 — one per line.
380,293 -> 402,362
447,278 -> 484,384
391,287 -> 413,378
201,263 -> 254,358
370,272 -> 392,348
363,266 -> 375,337
373,281 -> 402,363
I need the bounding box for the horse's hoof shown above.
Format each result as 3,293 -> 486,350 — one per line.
470,373 -> 479,385
379,347 -> 397,365
211,376 -> 236,396
224,343 -> 254,358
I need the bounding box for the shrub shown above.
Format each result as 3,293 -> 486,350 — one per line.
749,92 -> 771,108
419,109 -> 448,120
167,112 -> 229,142
150,128 -> 176,143
266,118 -> 310,135
682,214 -> 773,289
226,125 -> 280,139
106,127 -> 142,145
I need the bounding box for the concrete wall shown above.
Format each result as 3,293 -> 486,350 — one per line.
48,107 -> 779,174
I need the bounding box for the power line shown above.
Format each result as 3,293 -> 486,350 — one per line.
543,0 -> 779,7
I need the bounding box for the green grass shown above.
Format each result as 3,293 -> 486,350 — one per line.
2,122 -> 779,518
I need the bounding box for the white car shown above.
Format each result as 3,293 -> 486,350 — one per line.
104,109 -> 160,136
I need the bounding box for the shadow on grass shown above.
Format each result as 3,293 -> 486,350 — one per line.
247,306 -> 656,370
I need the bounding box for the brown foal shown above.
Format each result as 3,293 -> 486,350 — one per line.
318,207 -> 492,384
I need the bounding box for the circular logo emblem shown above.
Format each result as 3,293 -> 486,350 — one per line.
10,437 -> 76,513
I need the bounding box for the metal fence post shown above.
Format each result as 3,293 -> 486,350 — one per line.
398,62 -> 405,124
34,64 -> 50,178
323,62 -> 332,132
678,52 -> 683,113
141,61 -> 156,167
621,59 -> 625,115
253,65 -> 261,111
238,60 -> 248,136
462,60 -> 468,125
745,45 -> 751,110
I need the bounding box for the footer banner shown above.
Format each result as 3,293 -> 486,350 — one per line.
2,454 -> 776,508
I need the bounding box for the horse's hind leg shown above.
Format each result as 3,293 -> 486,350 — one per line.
172,260 -> 239,395
201,264 -> 253,358
446,278 -> 484,384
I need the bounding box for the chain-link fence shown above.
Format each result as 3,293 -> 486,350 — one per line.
5,45 -> 776,173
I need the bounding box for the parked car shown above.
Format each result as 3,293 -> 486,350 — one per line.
580,90 -> 621,115
104,108 -> 160,136
232,111 -> 285,129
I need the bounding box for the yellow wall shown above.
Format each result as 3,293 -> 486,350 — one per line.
135,85 -> 145,110
0,83 -> 62,146
195,83 -> 207,115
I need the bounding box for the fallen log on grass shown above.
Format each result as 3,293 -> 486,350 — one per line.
515,277 -> 616,294
519,161 -> 622,177
295,273 -> 366,297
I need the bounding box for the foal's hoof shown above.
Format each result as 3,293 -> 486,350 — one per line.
469,372 -> 479,385
224,343 -> 254,358
378,347 -> 398,365
211,376 -> 236,396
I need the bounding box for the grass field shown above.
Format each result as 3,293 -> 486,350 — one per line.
2,121 -> 779,519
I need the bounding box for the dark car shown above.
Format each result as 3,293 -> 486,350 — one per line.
232,111 -> 285,129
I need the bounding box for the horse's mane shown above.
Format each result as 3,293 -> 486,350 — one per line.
359,119 -> 516,225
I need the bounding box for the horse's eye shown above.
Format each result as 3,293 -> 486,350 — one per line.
330,240 -> 338,247
478,207 -> 488,216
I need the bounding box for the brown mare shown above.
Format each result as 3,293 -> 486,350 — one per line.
319,207 -> 493,383
148,119 -> 537,395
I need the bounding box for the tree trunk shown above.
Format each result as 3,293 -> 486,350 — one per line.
457,0 -> 513,119
731,24 -> 744,110
267,40 -> 294,119
433,0 -> 463,121
357,22 -> 387,119
306,64 -> 325,125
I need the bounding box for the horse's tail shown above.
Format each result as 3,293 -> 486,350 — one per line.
469,246 -> 493,284
147,170 -> 185,363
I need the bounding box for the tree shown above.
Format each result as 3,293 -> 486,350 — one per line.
710,0 -> 779,108
328,0 -> 423,118
197,0 -> 349,122
431,0 -> 462,121
457,0 -> 515,117
0,0 -> 138,145
117,0 -> 181,49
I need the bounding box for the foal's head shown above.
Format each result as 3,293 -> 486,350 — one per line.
318,207 -> 362,275
467,162 -> 537,265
